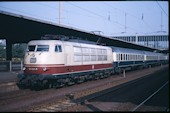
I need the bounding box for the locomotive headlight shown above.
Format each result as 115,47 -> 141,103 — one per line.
43,67 -> 47,71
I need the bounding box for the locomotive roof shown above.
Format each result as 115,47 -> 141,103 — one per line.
28,40 -> 63,45
28,39 -> 110,49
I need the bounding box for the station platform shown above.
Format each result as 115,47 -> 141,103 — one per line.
0,71 -> 22,83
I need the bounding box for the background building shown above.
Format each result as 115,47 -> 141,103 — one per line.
111,35 -> 169,50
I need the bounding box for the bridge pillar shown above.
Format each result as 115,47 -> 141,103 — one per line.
6,39 -> 12,61
6,39 -> 12,71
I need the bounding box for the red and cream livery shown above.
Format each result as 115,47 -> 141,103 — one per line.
17,39 -> 114,89
24,40 -> 113,74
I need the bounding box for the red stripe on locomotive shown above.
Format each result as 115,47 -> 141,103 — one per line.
24,63 -> 112,75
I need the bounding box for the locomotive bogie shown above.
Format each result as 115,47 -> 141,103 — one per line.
17,67 -> 114,89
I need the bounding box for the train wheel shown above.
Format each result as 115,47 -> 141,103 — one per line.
76,76 -> 85,84
44,80 -> 53,89
67,78 -> 75,86
85,75 -> 92,81
53,83 -> 62,88
47,83 -> 53,89
100,73 -> 105,79
53,79 -> 65,88
94,73 -> 100,80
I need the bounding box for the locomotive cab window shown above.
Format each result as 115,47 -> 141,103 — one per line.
37,45 -> 49,52
55,45 -> 62,52
27,45 -> 36,52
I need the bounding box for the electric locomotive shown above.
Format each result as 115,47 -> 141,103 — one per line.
17,36 -> 113,89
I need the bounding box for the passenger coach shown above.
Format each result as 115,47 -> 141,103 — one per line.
111,46 -> 168,73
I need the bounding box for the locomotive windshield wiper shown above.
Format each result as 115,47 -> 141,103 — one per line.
39,50 -> 44,55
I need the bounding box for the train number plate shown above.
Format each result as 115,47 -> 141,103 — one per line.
28,67 -> 38,71
30,58 -> 36,63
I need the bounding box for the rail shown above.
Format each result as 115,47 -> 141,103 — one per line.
131,81 -> 169,111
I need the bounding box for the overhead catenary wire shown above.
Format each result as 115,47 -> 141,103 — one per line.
0,2 -> 168,36
66,2 -> 138,33
103,2 -> 155,34
34,2 -> 109,31
156,1 -> 168,17
0,2 -> 148,35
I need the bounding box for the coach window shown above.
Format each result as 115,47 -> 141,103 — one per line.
120,54 -> 122,61
55,45 -> 62,52
125,54 -> 126,60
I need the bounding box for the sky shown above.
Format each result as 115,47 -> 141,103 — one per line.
0,1 -> 169,37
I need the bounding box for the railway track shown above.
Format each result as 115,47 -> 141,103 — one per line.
63,66 -> 169,112
0,65 -> 168,112
131,81 -> 169,111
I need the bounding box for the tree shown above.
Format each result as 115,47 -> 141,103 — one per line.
12,43 -> 27,58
